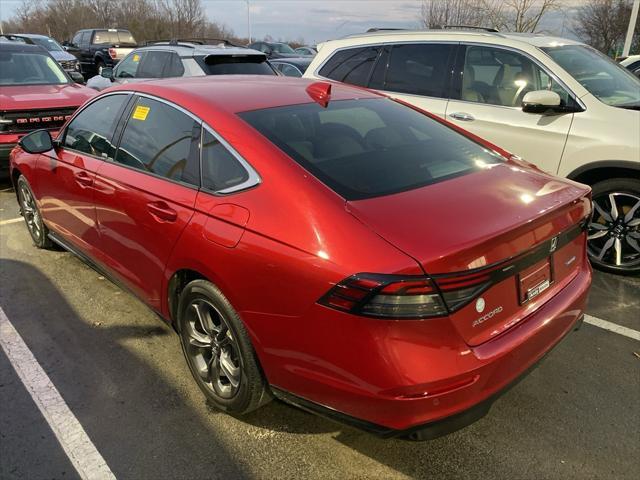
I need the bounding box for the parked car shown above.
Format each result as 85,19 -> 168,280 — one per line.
1,33 -> 80,73
86,40 -> 277,91
11,76 -> 592,439
248,41 -> 298,58
294,46 -> 317,56
305,29 -> 640,275
0,42 -> 95,178
65,28 -> 137,77
620,54 -> 640,77
270,56 -> 312,77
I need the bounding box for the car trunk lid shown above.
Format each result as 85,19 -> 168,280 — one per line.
347,163 -> 591,346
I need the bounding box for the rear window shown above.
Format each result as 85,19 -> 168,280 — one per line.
239,98 -> 503,200
196,55 -> 276,75
93,30 -> 136,45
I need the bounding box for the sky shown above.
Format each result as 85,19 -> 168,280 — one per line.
0,0 -> 584,44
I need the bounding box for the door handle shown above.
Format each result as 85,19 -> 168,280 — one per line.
147,201 -> 178,222
74,171 -> 93,187
449,112 -> 475,122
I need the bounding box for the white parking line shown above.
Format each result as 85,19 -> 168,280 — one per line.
584,314 -> 640,342
0,307 -> 116,480
0,217 -> 23,226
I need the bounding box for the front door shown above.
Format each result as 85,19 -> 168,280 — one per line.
445,44 -> 574,174
93,95 -> 200,309
35,93 -> 130,256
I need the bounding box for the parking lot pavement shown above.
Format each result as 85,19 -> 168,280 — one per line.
0,183 -> 638,480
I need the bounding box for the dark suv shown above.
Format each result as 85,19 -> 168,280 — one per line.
66,29 -> 137,77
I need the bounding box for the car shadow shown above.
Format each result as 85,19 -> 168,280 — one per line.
0,258 -> 250,479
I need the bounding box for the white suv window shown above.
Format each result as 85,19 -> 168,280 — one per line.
460,45 -> 570,107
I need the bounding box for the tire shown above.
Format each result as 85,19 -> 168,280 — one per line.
16,175 -> 54,249
177,279 -> 270,414
587,177 -> 640,276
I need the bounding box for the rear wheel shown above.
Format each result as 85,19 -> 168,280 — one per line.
17,176 -> 53,249
177,280 -> 270,414
587,178 -> 640,275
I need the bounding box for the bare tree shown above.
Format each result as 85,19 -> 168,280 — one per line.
481,0 -> 560,32
573,0 -> 639,55
419,0 -> 483,29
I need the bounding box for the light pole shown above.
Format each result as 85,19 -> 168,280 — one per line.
622,0 -> 639,57
246,0 -> 252,43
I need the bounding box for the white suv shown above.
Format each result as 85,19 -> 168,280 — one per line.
305,29 -> 640,275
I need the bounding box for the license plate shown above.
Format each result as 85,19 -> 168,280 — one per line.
518,259 -> 552,304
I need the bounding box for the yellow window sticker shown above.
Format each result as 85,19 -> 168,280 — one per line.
132,105 -> 150,121
133,54 -> 140,62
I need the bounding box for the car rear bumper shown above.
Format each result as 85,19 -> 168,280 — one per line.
263,260 -> 592,438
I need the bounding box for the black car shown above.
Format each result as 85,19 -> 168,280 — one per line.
270,57 -> 313,77
65,28 -> 137,77
247,41 -> 298,59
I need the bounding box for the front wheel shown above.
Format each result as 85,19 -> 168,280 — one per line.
17,175 -> 53,249
587,178 -> 640,275
177,280 -> 270,414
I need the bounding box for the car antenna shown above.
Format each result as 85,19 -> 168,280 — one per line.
306,82 -> 332,108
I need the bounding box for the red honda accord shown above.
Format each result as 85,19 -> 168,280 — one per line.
10,76 -> 592,439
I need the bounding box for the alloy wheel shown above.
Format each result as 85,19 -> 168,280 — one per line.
19,183 -> 42,242
183,298 -> 242,399
587,192 -> 640,270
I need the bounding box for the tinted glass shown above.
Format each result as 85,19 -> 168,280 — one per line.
240,98 -> 502,200
201,129 -> 249,191
30,37 -> 64,52
0,51 -> 69,86
137,51 -> 170,78
319,46 -> 380,86
384,44 -> 454,97
460,45 -> 569,107
64,95 -> 128,159
93,30 -> 136,45
276,63 -> 302,77
115,97 -> 200,186
196,55 -> 275,75
72,32 -> 83,45
164,52 -> 185,77
270,43 -> 295,54
80,32 -> 91,45
543,45 -> 640,108
116,51 -> 143,78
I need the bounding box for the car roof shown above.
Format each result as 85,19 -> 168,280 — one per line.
8,33 -> 48,40
0,42 -> 47,53
134,43 -> 265,58
109,75 -> 382,115
335,29 -> 585,49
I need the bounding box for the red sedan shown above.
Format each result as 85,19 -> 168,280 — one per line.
10,76 -> 592,439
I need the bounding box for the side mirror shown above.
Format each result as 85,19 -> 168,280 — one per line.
522,90 -> 561,114
18,130 -> 54,154
69,71 -> 85,84
100,67 -> 114,80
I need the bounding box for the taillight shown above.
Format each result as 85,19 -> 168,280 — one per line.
320,272 -> 493,319
108,48 -> 117,59
319,274 -> 447,319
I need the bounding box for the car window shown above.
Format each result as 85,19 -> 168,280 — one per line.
163,52 -> 185,77
72,32 -> 83,45
196,55 -> 275,75
64,94 -> 128,159
0,51 -> 69,86
201,129 -> 250,191
318,46 -> 381,87
93,30 -> 136,46
459,45 -> 568,107
137,51 -> 170,78
116,51 -> 144,78
115,97 -> 200,186
383,44 -> 454,98
240,98 -> 502,200
79,31 -> 91,45
279,63 -> 302,77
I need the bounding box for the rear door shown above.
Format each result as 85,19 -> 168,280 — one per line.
368,43 -> 456,119
35,93 -> 130,258
93,95 -> 200,310
445,44 -> 575,174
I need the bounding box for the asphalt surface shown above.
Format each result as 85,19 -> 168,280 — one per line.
0,181 -> 639,480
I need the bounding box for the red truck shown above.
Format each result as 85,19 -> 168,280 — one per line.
0,41 -> 96,178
